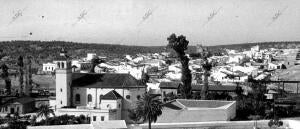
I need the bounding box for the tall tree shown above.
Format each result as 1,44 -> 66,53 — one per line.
37,104 -> 55,125
141,69 -> 150,85
24,56 -> 33,95
201,59 -> 212,100
1,64 -> 11,94
17,56 -> 24,95
167,33 -> 192,99
136,92 -> 163,129
197,45 -> 212,100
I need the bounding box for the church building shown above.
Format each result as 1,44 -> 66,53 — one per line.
52,49 -> 146,122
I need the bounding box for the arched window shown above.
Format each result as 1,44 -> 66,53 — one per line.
99,94 -> 103,104
88,94 -> 92,102
61,62 -> 65,69
75,94 -> 80,103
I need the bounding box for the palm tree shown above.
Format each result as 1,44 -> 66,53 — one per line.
201,59 -> 212,100
135,92 -> 163,129
36,105 -> 55,125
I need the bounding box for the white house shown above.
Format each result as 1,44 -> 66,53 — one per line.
42,63 -> 56,73
96,62 -> 145,80
268,62 -> 282,70
86,53 -> 97,61
227,54 -> 245,64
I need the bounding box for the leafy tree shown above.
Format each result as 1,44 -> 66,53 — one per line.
268,117 -> 283,129
128,109 -> 140,124
37,105 -> 55,125
141,71 -> 150,85
165,60 -> 172,65
248,82 -> 267,118
30,115 -> 37,126
167,33 -> 192,99
135,92 -> 163,129
90,56 -> 104,73
7,120 -> 29,129
1,64 -> 11,94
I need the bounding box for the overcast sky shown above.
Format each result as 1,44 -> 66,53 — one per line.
0,0 -> 299,46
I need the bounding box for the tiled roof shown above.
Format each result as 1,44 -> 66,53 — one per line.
54,55 -> 70,61
163,100 -> 184,110
2,97 -> 35,106
191,85 -> 237,91
159,82 -> 236,91
159,82 -> 181,89
177,99 -> 232,108
71,73 -> 144,88
27,124 -> 93,129
102,90 -> 123,100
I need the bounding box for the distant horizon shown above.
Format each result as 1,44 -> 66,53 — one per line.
1,39 -> 300,47
1,0 -> 300,46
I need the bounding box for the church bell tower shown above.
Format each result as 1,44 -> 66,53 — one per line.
54,48 -> 72,108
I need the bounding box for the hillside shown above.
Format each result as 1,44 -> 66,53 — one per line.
0,40 -> 299,66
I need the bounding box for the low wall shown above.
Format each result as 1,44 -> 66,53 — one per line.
129,120 -> 292,129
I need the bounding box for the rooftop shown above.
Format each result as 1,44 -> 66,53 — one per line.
159,82 -> 236,92
71,73 -> 144,88
102,90 -> 123,100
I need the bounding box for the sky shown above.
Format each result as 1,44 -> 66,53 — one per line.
0,0 -> 299,46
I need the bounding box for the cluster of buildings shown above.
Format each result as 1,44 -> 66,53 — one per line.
1,44 -> 300,129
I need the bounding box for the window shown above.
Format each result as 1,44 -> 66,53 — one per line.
88,94 -> 92,102
126,95 -> 130,99
75,94 -> 80,104
60,101 -> 62,104
99,95 -> 103,104
93,116 -> 97,121
61,62 -> 65,68
57,62 -> 60,68
107,104 -> 111,109
101,116 -> 105,121
60,88 -> 62,92
137,95 -> 141,100
17,107 -> 19,113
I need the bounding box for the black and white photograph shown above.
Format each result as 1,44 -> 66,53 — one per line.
0,0 -> 300,129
